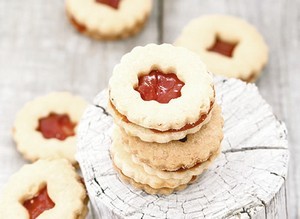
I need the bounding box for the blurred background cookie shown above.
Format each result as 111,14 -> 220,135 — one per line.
0,159 -> 88,219
13,92 -> 87,165
66,0 -> 153,40
175,14 -> 269,82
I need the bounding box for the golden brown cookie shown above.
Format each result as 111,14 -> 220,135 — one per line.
114,164 -> 189,195
13,92 -> 87,165
121,104 -> 224,171
0,159 -> 88,219
66,0 -> 152,40
175,15 -> 269,82
108,44 -> 215,143
108,100 -> 214,143
110,125 -> 221,191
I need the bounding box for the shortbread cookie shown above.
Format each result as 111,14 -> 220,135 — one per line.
13,92 -> 87,165
114,164 -> 188,195
111,136 -> 192,189
66,0 -> 152,40
0,159 -> 88,219
113,129 -> 221,180
122,104 -> 224,171
175,15 -> 269,82
132,148 -> 220,180
108,44 -> 215,142
111,128 -> 220,189
108,100 -> 213,143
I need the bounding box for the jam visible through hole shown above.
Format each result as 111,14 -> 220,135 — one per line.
207,36 -> 237,57
95,0 -> 120,9
23,186 -> 55,219
135,70 -> 185,104
37,113 -> 76,141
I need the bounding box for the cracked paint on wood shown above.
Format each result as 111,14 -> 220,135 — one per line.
77,77 -> 289,219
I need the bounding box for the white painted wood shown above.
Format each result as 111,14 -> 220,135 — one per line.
162,1 -> 299,218
77,77 -> 288,218
0,1 -> 159,218
0,0 -> 299,218
0,0 -> 159,181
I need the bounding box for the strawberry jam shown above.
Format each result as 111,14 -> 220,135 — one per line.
23,187 -> 55,219
96,0 -> 120,9
207,37 -> 237,57
37,113 -> 76,141
70,16 -> 86,33
136,70 -> 185,104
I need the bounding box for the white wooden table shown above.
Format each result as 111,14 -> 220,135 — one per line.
0,0 -> 299,218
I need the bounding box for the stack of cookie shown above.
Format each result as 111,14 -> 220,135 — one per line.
108,44 -> 224,195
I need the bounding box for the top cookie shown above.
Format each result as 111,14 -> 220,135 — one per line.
66,0 -> 152,40
175,15 -> 269,82
108,44 -> 215,132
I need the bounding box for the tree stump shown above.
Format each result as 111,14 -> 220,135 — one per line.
77,78 -> 289,219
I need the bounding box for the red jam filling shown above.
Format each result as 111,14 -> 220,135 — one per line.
70,16 -> 87,33
109,100 -> 214,133
95,0 -> 120,9
23,187 -> 55,219
207,37 -> 237,57
135,70 -> 185,104
151,101 -> 214,132
37,113 -> 76,141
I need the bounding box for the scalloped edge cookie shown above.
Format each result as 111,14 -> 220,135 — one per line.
12,92 -> 88,165
131,148 -> 220,180
108,44 -> 215,132
121,104 -> 224,171
111,137 -> 193,189
111,126 -> 221,189
66,0 -> 152,40
108,100 -> 214,143
175,14 -> 269,82
0,159 -> 88,219
114,164 -> 189,195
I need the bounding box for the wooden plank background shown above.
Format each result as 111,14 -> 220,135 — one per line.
0,0 -> 299,218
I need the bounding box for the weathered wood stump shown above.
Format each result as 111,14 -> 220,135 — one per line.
77,77 -> 288,219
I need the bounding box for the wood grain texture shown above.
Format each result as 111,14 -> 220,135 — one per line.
0,0 -> 298,218
0,0 -> 159,187
77,78 -> 288,218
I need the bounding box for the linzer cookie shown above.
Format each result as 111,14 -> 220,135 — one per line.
175,15 -> 269,82
122,104 -> 223,172
108,44 -> 215,143
66,0 -> 152,40
0,159 -> 88,219
107,43 -> 223,194
13,92 -> 87,165
112,125 -> 221,182
114,164 -> 189,195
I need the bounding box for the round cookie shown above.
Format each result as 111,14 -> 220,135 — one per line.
121,104 -> 224,171
111,132 -> 193,189
108,44 -> 215,143
108,100 -> 213,143
66,0 -> 152,40
0,159 -> 88,219
175,15 -> 269,82
114,164 -> 189,195
131,148 -> 220,180
111,127 -> 220,194
13,92 -> 88,165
